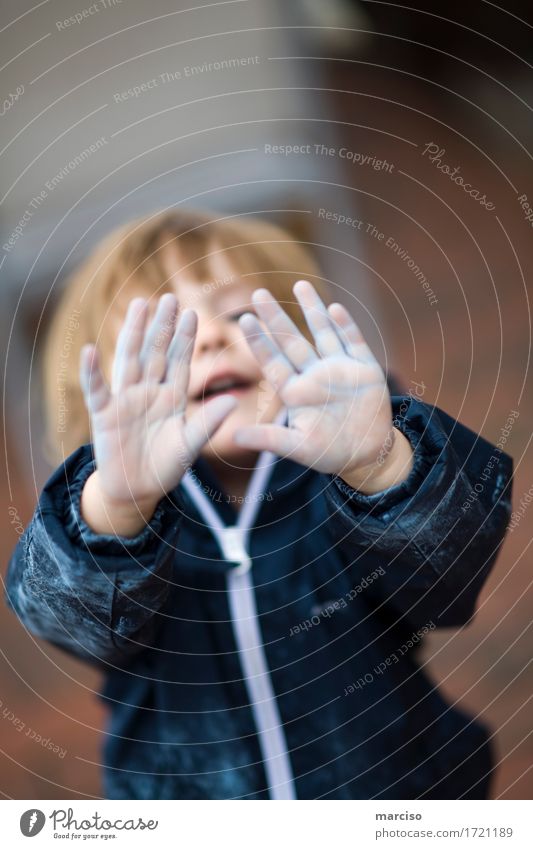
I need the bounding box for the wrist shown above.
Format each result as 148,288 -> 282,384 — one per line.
80,471 -> 159,538
339,428 -> 414,495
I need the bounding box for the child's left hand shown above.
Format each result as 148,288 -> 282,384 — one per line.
233,280 -> 414,494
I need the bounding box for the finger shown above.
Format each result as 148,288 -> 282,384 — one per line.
184,393 -> 238,458
80,344 -> 111,415
282,373 -> 385,410
166,309 -> 198,412
233,423 -> 303,458
327,302 -> 375,362
238,312 -> 296,394
111,298 -> 149,394
293,279 -> 345,357
250,288 -> 319,371
279,366 -> 364,407
140,293 -> 178,382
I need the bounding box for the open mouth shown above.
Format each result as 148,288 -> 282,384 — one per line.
193,376 -> 254,402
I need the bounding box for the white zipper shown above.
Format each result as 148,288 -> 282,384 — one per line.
180,407 -> 297,800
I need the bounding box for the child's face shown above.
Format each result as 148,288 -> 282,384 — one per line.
167,253 -> 283,464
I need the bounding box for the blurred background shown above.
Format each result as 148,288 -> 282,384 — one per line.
0,0 -> 531,799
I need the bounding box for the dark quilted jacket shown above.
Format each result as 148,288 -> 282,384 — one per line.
5,396 -> 513,799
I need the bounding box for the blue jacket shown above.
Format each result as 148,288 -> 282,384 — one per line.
5,396 -> 513,799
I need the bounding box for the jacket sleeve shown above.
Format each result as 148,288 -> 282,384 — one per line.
4,443 -> 183,668
322,396 -> 514,629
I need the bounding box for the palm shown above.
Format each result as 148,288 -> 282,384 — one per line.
234,281 -> 392,476
89,384 -> 186,501
285,358 -> 390,474
80,295 -> 236,506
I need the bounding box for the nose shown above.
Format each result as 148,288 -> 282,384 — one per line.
194,312 -> 233,356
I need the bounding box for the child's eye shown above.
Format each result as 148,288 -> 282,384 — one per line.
229,310 -> 250,321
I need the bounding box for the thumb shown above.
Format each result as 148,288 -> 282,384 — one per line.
183,394 -> 238,458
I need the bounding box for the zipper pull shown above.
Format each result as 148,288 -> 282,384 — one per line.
219,526 -> 252,575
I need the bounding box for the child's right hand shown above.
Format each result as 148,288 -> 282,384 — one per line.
78,294 -> 237,537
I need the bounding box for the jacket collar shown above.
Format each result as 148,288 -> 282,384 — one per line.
178,451 -> 314,526
175,405 -> 312,525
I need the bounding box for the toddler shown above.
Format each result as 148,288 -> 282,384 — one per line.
6,210 -> 513,799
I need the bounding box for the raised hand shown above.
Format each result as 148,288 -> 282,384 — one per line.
233,280 -> 413,492
79,294 -> 237,533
